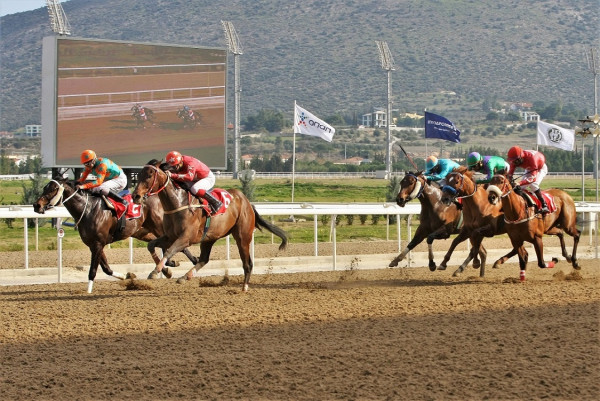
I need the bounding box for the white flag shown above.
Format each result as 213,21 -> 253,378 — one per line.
294,103 -> 335,142
536,120 -> 574,151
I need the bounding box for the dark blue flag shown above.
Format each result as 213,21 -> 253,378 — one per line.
424,111 -> 461,143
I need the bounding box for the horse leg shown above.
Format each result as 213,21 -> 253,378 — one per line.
438,230 -> 470,271
532,235 -> 554,269
517,245 -> 528,281
492,248 -> 519,269
97,249 -> 127,280
231,227 -> 254,292
177,241 -> 215,284
564,225 -> 581,270
86,244 -> 103,293
425,227 -> 452,271
147,236 -> 180,279
389,227 -> 427,267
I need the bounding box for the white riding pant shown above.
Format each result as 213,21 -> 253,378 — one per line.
188,171 -> 216,197
520,164 -> 547,192
89,171 -> 128,195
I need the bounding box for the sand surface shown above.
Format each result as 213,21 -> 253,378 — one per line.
1,238 -> 598,400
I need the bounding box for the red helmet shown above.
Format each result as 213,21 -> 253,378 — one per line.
507,146 -> 524,162
165,151 -> 183,166
80,149 -> 96,164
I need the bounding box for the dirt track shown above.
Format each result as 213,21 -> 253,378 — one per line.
1,238 -> 599,401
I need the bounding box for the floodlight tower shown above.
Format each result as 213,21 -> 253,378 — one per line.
222,21 -> 243,179
376,40 -> 395,177
46,0 -> 71,36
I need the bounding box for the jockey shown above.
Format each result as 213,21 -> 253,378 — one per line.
164,150 -> 222,213
183,105 -> 194,119
138,105 -> 146,120
507,146 -> 549,214
467,152 -> 510,184
424,155 -> 460,186
77,150 -> 129,207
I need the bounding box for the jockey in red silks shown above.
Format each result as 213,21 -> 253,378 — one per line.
164,150 -> 222,213
506,146 -> 549,214
77,149 -> 129,207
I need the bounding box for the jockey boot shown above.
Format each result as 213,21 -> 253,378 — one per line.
535,189 -> 549,214
106,191 -> 129,208
203,192 -> 223,213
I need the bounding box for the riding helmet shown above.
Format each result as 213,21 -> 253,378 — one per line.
81,149 -> 96,164
467,152 -> 482,168
426,155 -> 438,170
166,151 -> 183,166
507,146 -> 524,162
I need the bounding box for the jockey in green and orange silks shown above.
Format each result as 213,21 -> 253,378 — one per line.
77,149 -> 129,206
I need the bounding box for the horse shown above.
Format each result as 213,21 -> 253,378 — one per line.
32,175 -> 199,293
131,160 -> 288,291
176,108 -> 201,128
486,174 -> 580,281
131,104 -> 156,128
439,168 -> 518,277
388,171 -> 486,271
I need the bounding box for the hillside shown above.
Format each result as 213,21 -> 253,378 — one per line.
1,0 -> 598,132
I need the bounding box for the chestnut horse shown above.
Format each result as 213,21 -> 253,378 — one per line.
32,175 -> 198,293
131,161 -> 288,291
486,174 -> 580,281
440,169 -> 518,277
389,171 -> 486,271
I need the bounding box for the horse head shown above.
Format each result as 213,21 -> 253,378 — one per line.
396,171 -> 425,207
33,176 -> 75,214
132,159 -> 170,204
486,174 -> 512,205
441,170 -> 470,206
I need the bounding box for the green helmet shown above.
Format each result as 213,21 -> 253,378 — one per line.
467,152 -> 482,168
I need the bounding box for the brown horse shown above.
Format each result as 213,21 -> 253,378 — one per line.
389,171 -> 486,271
131,161 -> 288,291
486,174 -> 580,280
32,175 -> 199,293
440,168 -> 518,277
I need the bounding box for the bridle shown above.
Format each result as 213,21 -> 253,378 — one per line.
43,179 -> 88,227
401,173 -> 425,201
142,164 -> 171,198
442,172 -> 477,200
487,176 -> 539,224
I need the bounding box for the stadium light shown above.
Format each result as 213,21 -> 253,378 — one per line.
222,21 -> 243,179
584,47 -> 599,201
46,0 -> 71,36
376,40 -> 395,177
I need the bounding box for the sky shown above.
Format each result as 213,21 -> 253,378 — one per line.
0,0 -> 53,17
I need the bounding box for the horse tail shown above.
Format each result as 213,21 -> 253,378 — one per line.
252,205 -> 288,251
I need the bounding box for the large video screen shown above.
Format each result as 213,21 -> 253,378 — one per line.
42,36 -> 227,168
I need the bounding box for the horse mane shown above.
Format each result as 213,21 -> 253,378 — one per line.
146,159 -> 169,171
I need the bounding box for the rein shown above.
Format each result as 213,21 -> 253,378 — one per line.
491,177 -> 541,224
443,172 -> 477,200
48,179 -> 88,228
142,164 -> 203,215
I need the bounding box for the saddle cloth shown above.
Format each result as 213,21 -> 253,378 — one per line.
522,190 -> 556,213
106,192 -> 142,220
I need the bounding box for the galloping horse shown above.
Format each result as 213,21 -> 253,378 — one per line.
486,174 -> 580,280
440,168 -> 516,277
132,161 -> 288,291
33,175 -> 198,293
176,108 -> 201,128
131,104 -> 156,128
389,171 -> 486,271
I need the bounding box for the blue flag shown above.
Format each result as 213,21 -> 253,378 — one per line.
424,111 -> 461,143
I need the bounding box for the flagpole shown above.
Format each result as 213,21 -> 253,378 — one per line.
292,100 -> 297,203
424,108 -> 428,162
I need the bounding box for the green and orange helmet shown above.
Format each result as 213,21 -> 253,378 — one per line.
80,149 -> 97,165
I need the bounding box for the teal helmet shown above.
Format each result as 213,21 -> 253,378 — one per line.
426,155 -> 438,170
467,152 -> 482,168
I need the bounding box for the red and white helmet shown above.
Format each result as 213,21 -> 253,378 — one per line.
507,146 -> 524,162
165,151 -> 183,166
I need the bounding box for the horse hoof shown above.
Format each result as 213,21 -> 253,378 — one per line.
126,272 -> 136,279
147,271 -> 159,280
165,260 -> 180,268
161,267 -> 173,279
389,260 -> 399,267
176,275 -> 191,284
428,263 -> 437,272
437,265 -> 447,271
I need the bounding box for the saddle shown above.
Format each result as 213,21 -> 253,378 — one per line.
519,189 -> 556,214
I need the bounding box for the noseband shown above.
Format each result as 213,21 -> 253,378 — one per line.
403,173 -> 424,201
143,164 -> 170,197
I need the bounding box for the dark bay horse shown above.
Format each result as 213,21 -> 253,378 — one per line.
176,108 -> 201,128
131,104 -> 156,128
131,161 -> 288,291
440,169 -> 517,277
389,171 -> 486,271
486,174 -> 580,281
33,176 -> 198,293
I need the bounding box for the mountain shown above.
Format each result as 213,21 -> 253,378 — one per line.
1,0 -> 599,131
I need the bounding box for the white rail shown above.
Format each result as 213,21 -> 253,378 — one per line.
0,202 -> 597,279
